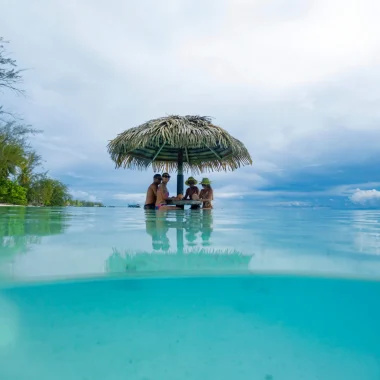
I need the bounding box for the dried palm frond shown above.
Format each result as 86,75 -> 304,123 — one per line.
107,115 -> 252,173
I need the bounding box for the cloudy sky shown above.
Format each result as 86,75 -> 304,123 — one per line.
1,0 -> 380,206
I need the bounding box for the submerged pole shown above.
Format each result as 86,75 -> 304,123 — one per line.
177,149 -> 184,196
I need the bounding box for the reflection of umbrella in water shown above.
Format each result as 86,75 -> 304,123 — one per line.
201,210 -> 213,247
106,212 -> 251,274
106,246 -> 250,274
107,115 -> 252,195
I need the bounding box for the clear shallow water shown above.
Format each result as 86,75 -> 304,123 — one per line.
1,206 -> 380,379
1,276 -> 380,380
1,206 -> 380,281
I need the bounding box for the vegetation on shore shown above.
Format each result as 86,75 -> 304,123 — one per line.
67,200 -> 104,207
0,37 -> 99,207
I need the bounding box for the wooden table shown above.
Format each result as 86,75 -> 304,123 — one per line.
166,199 -> 202,209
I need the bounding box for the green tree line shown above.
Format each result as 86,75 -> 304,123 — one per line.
0,37 -> 95,207
68,200 -> 104,207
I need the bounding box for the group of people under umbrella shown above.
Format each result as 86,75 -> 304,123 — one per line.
107,115 -> 252,211
144,173 -> 213,210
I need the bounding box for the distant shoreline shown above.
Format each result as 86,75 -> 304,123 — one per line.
0,203 -> 107,208
0,203 -> 25,207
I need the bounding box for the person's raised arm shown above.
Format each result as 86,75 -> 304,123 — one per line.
183,188 -> 190,200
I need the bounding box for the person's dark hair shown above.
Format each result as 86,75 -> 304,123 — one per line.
153,174 -> 162,179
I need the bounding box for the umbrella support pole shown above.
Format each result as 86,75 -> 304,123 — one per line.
176,213 -> 184,254
177,149 -> 184,196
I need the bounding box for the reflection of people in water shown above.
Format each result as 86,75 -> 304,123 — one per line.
201,211 -> 213,246
144,211 -> 161,250
156,217 -> 170,251
144,209 -> 213,252
183,212 -> 203,246
185,223 -> 200,247
144,210 -> 170,251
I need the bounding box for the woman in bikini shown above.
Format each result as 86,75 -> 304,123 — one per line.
155,173 -> 181,211
199,178 -> 213,209
183,177 -> 199,200
183,176 -> 200,209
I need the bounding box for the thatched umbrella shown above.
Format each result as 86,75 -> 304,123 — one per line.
107,115 -> 252,194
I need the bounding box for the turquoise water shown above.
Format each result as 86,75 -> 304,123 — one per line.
1,207 -> 380,379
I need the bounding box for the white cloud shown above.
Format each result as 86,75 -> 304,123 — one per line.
217,192 -> 245,199
113,193 -> 146,203
180,0 -> 380,89
1,0 -> 380,200
65,172 -> 94,180
32,134 -> 88,170
70,190 -> 98,202
350,189 -> 380,206
271,201 -> 312,207
302,183 -> 380,197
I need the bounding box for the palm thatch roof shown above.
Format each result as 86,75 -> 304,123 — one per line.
107,115 -> 252,173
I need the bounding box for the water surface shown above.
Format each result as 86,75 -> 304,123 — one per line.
1,206 -> 380,281
1,206 -> 380,379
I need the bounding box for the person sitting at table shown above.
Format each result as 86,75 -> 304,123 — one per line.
144,173 -> 162,210
183,177 -> 199,200
155,172 -> 180,210
183,176 -> 200,209
199,178 -> 213,209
